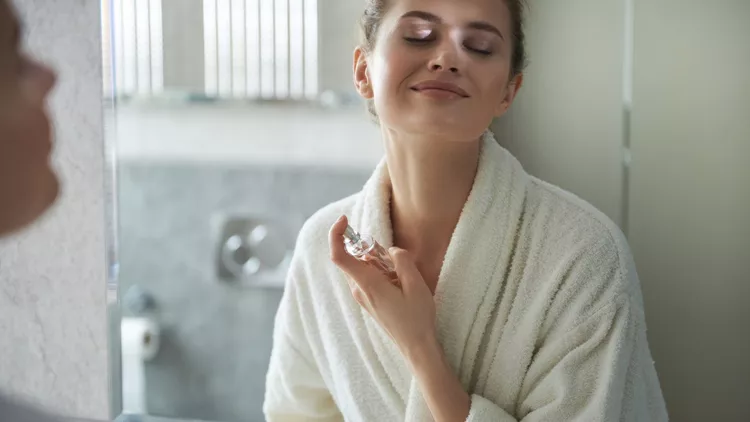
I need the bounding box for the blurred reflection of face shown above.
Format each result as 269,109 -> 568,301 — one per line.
0,0 -> 59,236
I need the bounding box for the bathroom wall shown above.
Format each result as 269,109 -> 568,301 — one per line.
491,0 -> 626,226
629,0 -> 750,420
114,102 -> 383,166
0,0 -> 108,420
161,0 -> 205,93
318,0 -> 363,94
117,162 -> 372,421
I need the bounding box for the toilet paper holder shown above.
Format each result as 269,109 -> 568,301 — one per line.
121,317 -> 161,415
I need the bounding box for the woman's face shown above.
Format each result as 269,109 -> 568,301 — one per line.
0,0 -> 58,236
354,0 -> 522,141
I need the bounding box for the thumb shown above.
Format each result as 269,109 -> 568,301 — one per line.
389,247 -> 428,296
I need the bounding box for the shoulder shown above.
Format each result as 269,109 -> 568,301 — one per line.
279,193 -> 360,318
525,176 -> 632,273
528,177 -> 627,254
294,192 -> 360,255
284,191 -> 360,293
521,177 -> 645,325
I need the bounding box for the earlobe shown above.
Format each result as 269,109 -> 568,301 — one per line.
360,80 -> 373,99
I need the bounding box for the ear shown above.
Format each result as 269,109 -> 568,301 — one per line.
493,73 -> 524,117
353,46 -> 374,99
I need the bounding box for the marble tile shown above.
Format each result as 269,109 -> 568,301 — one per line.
0,0 -> 109,420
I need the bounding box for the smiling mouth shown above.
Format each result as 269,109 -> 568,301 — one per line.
410,88 -> 469,101
410,81 -> 470,98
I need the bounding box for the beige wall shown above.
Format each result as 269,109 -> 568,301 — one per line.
162,0 -> 205,92
629,0 -> 750,420
0,0 -> 108,419
492,0 -> 626,226
318,0 -> 363,94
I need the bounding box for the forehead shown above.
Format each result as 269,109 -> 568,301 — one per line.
385,0 -> 511,30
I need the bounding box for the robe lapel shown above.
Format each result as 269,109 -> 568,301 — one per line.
404,133 -> 529,421
351,160 -> 414,408
352,133 -> 529,420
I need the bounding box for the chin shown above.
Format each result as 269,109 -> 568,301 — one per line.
38,168 -> 61,214
403,113 -> 486,141
0,169 -> 60,236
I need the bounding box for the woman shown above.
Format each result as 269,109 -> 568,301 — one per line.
264,0 -> 668,420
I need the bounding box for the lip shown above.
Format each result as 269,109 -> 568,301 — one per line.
41,112 -> 54,157
410,80 -> 470,98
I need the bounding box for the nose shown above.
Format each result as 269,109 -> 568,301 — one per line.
427,41 -> 460,74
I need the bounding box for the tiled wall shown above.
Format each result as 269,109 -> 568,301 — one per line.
117,162 -> 372,421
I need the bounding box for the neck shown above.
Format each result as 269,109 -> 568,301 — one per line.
383,128 -> 482,273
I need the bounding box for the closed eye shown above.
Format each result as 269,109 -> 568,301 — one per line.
465,45 -> 492,56
404,37 -> 433,44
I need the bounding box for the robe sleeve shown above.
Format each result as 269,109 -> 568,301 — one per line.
466,294 -> 668,422
263,270 -> 343,422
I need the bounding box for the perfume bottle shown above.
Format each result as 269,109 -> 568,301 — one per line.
342,225 -> 400,286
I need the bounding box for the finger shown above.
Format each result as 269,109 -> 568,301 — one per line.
389,247 -> 429,297
328,215 -> 387,298
351,281 -> 380,319
351,285 -> 372,313
328,215 -> 364,274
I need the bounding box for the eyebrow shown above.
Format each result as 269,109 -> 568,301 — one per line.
400,10 -> 505,41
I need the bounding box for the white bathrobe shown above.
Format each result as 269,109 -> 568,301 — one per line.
264,133 -> 668,421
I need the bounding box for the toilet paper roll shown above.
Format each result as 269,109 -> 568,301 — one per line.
121,317 -> 160,360
121,317 -> 160,415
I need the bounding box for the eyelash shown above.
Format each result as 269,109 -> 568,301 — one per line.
467,46 -> 492,56
404,37 -> 432,44
403,37 -> 493,56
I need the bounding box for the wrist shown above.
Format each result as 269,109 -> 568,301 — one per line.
405,334 -> 473,421
404,333 -> 444,373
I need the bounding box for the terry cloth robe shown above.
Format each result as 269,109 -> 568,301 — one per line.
264,132 -> 668,422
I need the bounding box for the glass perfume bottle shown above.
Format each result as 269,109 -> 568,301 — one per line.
342,225 -> 400,286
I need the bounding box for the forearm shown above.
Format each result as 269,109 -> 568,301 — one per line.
406,337 -> 471,422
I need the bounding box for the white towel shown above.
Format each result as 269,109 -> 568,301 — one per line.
264,132 -> 668,421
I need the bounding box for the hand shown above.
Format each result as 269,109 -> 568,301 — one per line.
329,215 -> 438,358
329,215 -> 472,421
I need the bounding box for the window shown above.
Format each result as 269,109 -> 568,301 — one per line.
101,0 -> 318,100
203,0 -> 318,100
102,0 -> 164,99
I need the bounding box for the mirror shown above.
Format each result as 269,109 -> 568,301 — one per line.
102,1 -> 750,421
103,1 -> 382,420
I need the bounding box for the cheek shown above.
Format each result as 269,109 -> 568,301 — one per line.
476,68 -> 510,102
0,93 -> 56,188
0,121 -> 58,234
372,43 -> 417,94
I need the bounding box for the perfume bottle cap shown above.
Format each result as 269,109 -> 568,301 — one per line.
343,225 -> 361,243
